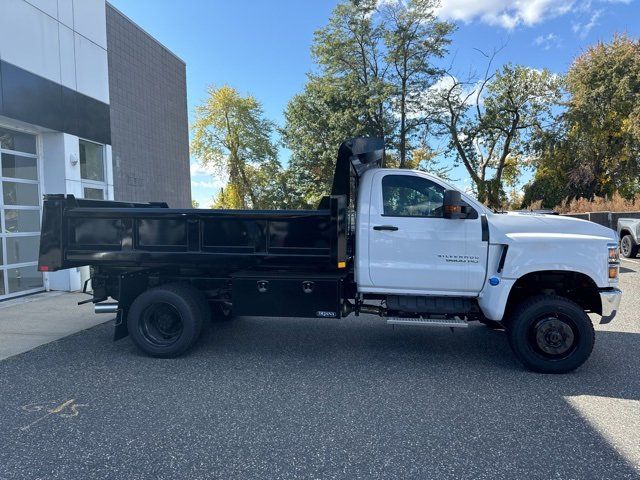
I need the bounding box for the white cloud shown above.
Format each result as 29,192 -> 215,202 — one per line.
191,180 -> 221,189
572,9 -> 602,38
437,0 -> 576,29
421,75 -> 485,123
190,161 -> 218,176
534,32 -> 561,49
429,75 -> 458,93
437,0 -> 632,30
190,160 -> 224,193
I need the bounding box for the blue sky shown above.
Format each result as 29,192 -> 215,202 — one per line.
109,0 -> 639,207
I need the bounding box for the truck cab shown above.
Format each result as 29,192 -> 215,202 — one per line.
38,137 -> 622,373
357,168 -> 488,296
356,166 -> 620,321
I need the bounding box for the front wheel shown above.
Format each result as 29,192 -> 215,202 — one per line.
507,295 -> 594,373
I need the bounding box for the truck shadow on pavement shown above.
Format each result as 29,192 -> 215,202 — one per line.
1,317 -> 639,479
204,315 -> 640,401
198,316 -> 640,477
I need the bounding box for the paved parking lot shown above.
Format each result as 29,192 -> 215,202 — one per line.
0,262 -> 639,480
0,292 -> 106,361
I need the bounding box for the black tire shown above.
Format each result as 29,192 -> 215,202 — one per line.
620,234 -> 639,258
506,295 -> 594,373
127,284 -> 206,358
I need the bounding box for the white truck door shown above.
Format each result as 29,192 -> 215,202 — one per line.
367,171 -> 484,295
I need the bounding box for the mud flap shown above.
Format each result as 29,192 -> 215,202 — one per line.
113,270 -> 153,341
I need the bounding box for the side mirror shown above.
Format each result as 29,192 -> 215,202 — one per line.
443,190 -> 464,219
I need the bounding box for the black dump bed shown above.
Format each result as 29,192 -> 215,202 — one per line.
38,195 -> 347,274
37,137 -> 384,276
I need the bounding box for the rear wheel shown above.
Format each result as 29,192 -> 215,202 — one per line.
620,234 -> 639,258
507,295 -> 594,373
127,284 -> 205,357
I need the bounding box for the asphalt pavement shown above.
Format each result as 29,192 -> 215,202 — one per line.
0,262 -> 639,480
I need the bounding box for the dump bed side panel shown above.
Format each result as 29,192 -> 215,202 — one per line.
38,195 -> 167,272
38,195 -> 347,273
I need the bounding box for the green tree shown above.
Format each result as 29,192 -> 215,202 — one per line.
311,0 -> 390,139
282,0 -> 453,206
191,85 -> 280,209
282,76 -> 376,208
382,0 -> 454,167
524,35 -> 640,205
522,128 -> 572,208
431,63 -> 562,208
564,34 -> 640,199
191,199 -> 199,208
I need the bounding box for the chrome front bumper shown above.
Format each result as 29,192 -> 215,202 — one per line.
599,288 -> 622,324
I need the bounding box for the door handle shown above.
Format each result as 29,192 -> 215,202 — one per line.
373,225 -> 399,231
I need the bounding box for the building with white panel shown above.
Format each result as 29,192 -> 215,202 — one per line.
0,0 -> 190,299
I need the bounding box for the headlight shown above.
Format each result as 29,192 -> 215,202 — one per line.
608,243 -> 620,280
608,244 -> 620,263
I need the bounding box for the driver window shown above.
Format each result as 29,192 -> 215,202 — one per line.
382,175 -> 445,217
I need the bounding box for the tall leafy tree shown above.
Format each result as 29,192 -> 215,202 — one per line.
524,35 -> 640,205
282,0 -> 453,206
282,76 -> 375,208
382,0 -> 454,167
191,86 -> 281,209
564,34 -> 640,199
431,63 -> 562,208
311,0 -> 390,139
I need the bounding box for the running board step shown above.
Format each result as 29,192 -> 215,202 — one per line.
386,317 -> 468,328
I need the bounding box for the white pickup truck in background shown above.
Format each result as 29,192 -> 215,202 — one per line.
618,218 -> 640,258
39,137 -> 623,373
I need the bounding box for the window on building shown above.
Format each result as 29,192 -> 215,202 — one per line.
79,139 -> 107,206
79,140 -> 105,182
0,128 -> 37,155
83,187 -> 105,200
382,175 -> 445,218
0,126 -> 43,297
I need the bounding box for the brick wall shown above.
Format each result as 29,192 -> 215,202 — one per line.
106,4 -> 191,208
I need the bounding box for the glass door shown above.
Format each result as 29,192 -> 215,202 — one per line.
0,127 -> 44,298
79,139 -> 107,200
79,139 -> 107,288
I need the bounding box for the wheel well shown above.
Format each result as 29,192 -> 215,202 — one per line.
504,271 -> 601,320
620,229 -> 632,238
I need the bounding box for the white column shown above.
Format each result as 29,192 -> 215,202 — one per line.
40,132 -> 84,292
105,144 -> 114,200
